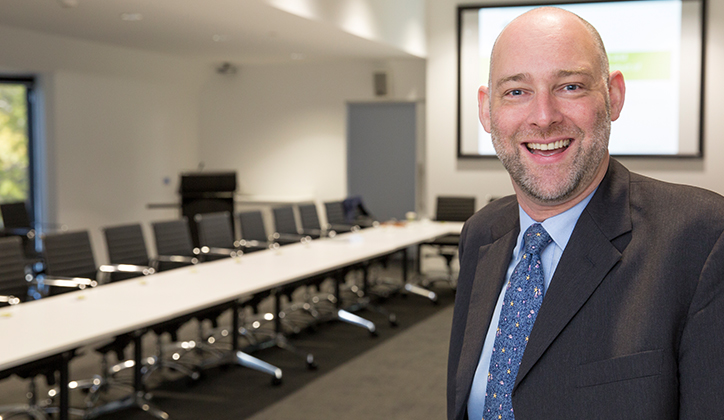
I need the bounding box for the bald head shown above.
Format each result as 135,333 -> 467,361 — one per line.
489,7 -> 609,88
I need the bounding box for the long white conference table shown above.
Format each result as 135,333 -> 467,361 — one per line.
0,220 -> 462,420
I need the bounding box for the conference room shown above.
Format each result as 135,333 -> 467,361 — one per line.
0,0 -> 722,419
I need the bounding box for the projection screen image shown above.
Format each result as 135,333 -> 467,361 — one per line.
458,0 -> 704,158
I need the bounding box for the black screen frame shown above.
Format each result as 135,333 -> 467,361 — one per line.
456,0 -> 707,159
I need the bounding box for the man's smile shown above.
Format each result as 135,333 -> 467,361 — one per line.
525,139 -> 571,156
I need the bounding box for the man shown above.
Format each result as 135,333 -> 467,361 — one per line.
447,7 -> 724,420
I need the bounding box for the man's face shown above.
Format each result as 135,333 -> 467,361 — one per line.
479,13 -> 621,206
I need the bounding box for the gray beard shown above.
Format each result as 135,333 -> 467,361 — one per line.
492,112 -> 610,204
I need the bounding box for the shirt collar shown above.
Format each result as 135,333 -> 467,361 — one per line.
518,188 -> 597,251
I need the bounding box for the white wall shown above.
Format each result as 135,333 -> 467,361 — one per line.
0,22 -> 426,262
425,0 -> 724,215
0,25 -> 206,260
197,57 -> 425,202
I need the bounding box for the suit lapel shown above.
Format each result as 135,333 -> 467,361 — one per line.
455,225 -> 518,413
514,158 -> 633,389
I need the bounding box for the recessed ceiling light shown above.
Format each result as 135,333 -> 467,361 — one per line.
212,34 -> 229,42
57,0 -> 79,8
120,13 -> 143,21
291,53 -> 305,60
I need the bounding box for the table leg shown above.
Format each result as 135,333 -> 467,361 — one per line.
59,351 -> 72,420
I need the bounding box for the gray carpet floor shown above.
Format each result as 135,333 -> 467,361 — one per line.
247,305 -> 453,420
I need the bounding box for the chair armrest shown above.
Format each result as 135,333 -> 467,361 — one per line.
238,239 -> 276,249
300,228 -> 326,237
98,264 -> 155,276
42,275 -> 98,289
199,246 -> 242,258
155,254 -> 199,265
0,295 -> 21,305
1,227 -> 35,239
272,232 -> 313,243
327,223 -> 361,233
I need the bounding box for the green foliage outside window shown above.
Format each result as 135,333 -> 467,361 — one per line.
0,83 -> 29,204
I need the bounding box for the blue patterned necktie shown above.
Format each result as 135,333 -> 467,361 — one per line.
482,223 -> 553,420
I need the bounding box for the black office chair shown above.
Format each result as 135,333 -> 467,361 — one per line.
193,211 -> 245,334
151,218 -> 201,272
0,201 -> 45,272
237,210 -> 276,252
0,352 -> 81,420
194,212 -> 243,259
298,203 -> 330,238
0,236 -> 63,419
102,224 -> 156,281
101,223 -> 201,389
0,236 -> 30,305
324,201 -> 359,233
238,209 -> 321,334
41,229 -> 190,418
416,196 -> 476,289
162,214 -> 289,382
0,234 -> 99,418
272,206 -> 313,244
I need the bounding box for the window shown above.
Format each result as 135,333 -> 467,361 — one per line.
0,77 -> 35,221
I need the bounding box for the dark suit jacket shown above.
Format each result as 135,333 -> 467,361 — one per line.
447,159 -> 724,420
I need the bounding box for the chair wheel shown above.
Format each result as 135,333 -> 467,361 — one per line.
272,377 -> 283,386
388,314 -> 398,327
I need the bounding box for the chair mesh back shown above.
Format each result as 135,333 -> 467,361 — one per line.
435,197 -> 476,222
0,236 -> 29,299
298,204 -> 321,230
324,201 -> 347,225
0,202 -> 31,229
43,230 -> 98,280
195,212 -> 234,248
272,206 -> 298,234
238,211 -> 267,242
152,219 -> 195,257
103,224 -> 150,266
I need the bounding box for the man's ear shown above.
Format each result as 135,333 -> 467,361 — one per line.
478,85 -> 492,133
608,70 -> 625,122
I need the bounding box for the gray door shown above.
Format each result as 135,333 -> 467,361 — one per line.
347,102 -> 417,222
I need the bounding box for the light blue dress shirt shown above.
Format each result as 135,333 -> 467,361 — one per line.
467,191 -> 595,420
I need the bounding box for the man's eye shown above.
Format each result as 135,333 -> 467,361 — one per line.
507,89 -> 523,96
564,84 -> 580,91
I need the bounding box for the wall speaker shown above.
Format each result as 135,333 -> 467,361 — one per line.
373,71 -> 388,97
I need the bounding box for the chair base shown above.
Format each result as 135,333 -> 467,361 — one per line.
198,350 -> 284,386
82,391 -> 168,420
241,332 -> 317,371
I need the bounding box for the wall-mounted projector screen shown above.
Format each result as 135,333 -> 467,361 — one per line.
458,0 -> 705,158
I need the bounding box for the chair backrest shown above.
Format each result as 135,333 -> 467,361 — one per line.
272,206 -> 299,235
194,212 -> 235,249
435,196 -> 476,222
0,236 -> 29,300
0,201 -> 31,229
238,210 -> 268,242
324,201 -> 348,225
103,223 -> 150,282
152,218 -> 196,258
43,230 -> 98,280
103,223 -> 150,266
298,203 -> 322,231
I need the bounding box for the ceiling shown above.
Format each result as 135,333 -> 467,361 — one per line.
0,0 -> 418,65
